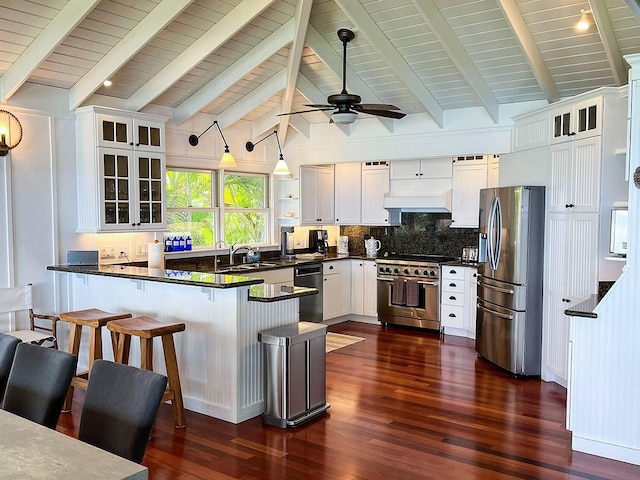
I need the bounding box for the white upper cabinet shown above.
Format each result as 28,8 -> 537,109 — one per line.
450,156 -> 492,228
334,162 -> 362,224
300,165 -> 335,225
550,96 -> 602,144
362,162 -> 397,225
389,158 -> 452,180
76,106 -> 167,233
96,112 -> 165,153
549,137 -> 601,213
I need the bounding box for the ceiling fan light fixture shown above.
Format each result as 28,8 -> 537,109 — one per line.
331,111 -> 357,124
576,9 -> 592,32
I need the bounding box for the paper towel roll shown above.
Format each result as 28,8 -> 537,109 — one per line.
148,242 -> 164,269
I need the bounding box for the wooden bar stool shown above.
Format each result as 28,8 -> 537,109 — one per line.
107,315 -> 186,428
60,308 -> 132,411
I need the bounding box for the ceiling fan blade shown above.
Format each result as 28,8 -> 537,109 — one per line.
359,109 -> 406,119
278,108 -> 335,116
356,103 -> 401,111
304,103 -> 334,108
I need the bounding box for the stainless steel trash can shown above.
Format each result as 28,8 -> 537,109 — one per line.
258,321 -> 330,427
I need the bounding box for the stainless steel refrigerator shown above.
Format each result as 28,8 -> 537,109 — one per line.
476,186 -> 545,376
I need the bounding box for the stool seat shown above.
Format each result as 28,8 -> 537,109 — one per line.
107,316 -> 185,338
60,308 -> 132,412
60,308 -> 132,327
107,316 -> 186,428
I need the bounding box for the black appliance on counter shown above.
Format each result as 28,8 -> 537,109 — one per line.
309,230 -> 328,255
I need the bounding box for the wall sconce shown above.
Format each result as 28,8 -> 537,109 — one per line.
575,9 -> 592,32
188,120 -> 237,168
245,130 -> 291,176
0,110 -> 23,156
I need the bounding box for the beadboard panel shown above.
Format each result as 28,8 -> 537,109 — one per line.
55,271 -> 298,424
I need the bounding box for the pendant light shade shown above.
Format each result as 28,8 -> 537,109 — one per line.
246,130 -> 291,176
188,120 -> 236,168
331,111 -> 357,124
575,9 -> 592,32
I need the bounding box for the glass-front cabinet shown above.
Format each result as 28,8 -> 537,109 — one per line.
98,149 -> 165,230
76,106 -> 167,232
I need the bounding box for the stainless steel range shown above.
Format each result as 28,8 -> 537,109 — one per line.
376,255 -> 457,330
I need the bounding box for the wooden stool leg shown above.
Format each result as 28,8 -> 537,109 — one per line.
114,333 -> 131,364
140,338 -> 153,371
88,326 -> 103,373
63,324 -> 83,412
161,334 -> 186,428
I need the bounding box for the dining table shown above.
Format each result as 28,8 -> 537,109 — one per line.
0,409 -> 147,479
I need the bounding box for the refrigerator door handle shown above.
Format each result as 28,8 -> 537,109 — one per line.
487,197 -> 497,270
493,196 -> 502,270
477,279 -> 514,295
477,303 -> 514,320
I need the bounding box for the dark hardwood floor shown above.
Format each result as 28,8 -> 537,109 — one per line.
57,321 -> 640,479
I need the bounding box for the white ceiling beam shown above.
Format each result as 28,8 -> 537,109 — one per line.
277,0 -> 313,144
218,69 -> 286,129
68,0 -> 193,110
589,0 -> 628,86
497,0 -> 560,103
126,0 -> 276,112
174,19 -> 294,125
412,0 -> 499,123
335,0 -> 444,128
306,25 -> 394,133
254,106 -> 281,137
295,73 -> 350,135
1,0 -> 101,102
287,114 -> 311,139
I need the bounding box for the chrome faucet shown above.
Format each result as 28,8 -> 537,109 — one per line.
213,240 -> 228,272
230,244 -> 250,265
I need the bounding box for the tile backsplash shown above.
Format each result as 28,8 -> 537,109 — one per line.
341,213 -> 477,258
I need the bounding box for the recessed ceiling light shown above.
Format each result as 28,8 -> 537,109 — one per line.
103,79 -> 112,87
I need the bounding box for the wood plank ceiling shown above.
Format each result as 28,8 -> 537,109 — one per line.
1,0 -> 639,140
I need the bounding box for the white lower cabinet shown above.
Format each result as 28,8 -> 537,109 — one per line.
440,265 -> 477,338
351,259 -> 377,317
323,261 -> 350,320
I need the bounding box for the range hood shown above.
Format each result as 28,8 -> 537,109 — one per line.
383,190 -> 451,213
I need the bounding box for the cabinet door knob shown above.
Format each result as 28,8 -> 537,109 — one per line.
449,283 -> 456,287
449,296 -> 456,300
568,132 -> 576,136
449,313 -> 456,317
415,173 -> 419,176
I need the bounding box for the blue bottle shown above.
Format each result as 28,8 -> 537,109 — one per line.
172,236 -> 180,251
186,235 -> 192,251
178,236 -> 186,251
164,236 -> 172,252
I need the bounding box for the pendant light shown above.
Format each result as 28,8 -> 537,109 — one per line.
245,130 -> 291,176
575,9 -> 592,32
188,120 -> 237,168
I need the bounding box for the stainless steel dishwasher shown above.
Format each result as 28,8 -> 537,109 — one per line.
294,264 -> 323,323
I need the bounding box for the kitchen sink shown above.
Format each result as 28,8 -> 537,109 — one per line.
216,262 -> 278,273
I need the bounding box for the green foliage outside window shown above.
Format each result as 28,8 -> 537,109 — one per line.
166,170 -> 215,246
224,174 -> 267,245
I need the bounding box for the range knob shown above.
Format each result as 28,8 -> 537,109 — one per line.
403,268 -> 410,274
385,267 -> 391,273
393,268 -> 399,274
423,270 -> 429,276
414,269 -> 420,275
430,271 -> 437,277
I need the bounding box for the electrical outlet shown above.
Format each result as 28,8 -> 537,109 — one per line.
136,243 -> 148,257
100,246 -> 115,259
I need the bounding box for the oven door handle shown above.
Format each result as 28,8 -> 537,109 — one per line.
477,279 -> 514,295
477,303 -> 513,320
377,278 -> 439,287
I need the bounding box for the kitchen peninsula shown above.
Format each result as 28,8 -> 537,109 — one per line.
47,264 -> 316,424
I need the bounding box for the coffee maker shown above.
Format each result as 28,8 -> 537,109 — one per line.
280,226 -> 295,260
309,229 -> 328,255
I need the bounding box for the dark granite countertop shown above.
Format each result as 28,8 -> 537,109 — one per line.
564,295 -> 600,319
47,264 -> 263,289
247,284 -> 318,303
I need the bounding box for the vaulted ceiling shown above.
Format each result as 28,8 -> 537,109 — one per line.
2,0 -> 640,141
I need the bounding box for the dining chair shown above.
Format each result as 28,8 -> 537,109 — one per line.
78,360 -> 168,463
0,333 -> 21,404
0,284 -> 59,348
2,343 -> 77,429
